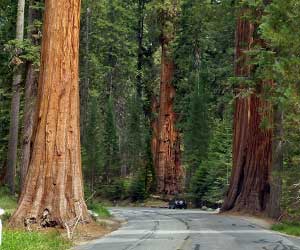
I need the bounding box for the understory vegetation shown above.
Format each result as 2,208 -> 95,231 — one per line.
272,222 -> 300,237
0,188 -> 71,250
0,231 -> 71,250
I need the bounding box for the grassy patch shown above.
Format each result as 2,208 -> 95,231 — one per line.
88,203 -> 111,218
0,187 -> 17,222
0,230 -> 71,250
272,222 -> 300,237
0,188 -> 70,249
0,188 -> 17,211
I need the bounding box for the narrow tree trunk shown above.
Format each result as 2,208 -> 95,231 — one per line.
20,0 -> 42,190
136,0 -> 145,99
267,104 -> 283,218
80,4 -> 90,144
6,0 -> 26,194
222,10 -> 272,213
10,0 -> 90,227
151,96 -> 159,175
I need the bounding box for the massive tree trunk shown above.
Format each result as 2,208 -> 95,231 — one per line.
154,2 -> 182,194
10,0 -> 90,227
6,0 -> 26,194
222,10 -> 272,213
20,0 -> 42,190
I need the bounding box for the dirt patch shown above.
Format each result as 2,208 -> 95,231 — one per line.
63,218 -> 121,246
220,211 -> 276,229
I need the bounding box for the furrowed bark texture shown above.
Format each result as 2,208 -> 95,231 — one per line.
154,33 -> 182,195
222,11 -> 272,213
20,0 -> 42,190
10,0 -> 90,227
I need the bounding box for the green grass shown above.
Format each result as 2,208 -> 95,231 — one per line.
88,203 -> 111,218
0,187 -> 17,222
0,188 -> 17,211
0,188 -> 70,249
0,230 -> 71,250
272,222 -> 300,237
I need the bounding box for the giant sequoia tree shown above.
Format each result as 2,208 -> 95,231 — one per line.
10,0 -> 90,227
152,0 -> 182,194
222,7 -> 273,213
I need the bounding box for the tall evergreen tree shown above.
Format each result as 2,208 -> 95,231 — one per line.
103,96 -> 120,183
184,82 -> 210,187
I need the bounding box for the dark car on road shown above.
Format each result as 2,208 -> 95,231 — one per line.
168,198 -> 187,209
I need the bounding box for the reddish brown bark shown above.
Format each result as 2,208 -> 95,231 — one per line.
153,32 -> 182,194
222,11 -> 272,213
10,0 -> 90,227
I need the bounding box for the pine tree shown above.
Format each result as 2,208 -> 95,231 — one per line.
103,97 -> 120,183
184,82 -> 210,187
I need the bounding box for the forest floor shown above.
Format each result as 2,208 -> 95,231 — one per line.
0,188 -> 121,250
221,211 -> 300,238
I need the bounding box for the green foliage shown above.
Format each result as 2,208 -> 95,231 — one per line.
99,179 -> 126,201
184,84 -> 211,179
190,164 -> 210,207
0,231 -> 71,250
279,93 -> 300,218
79,0 -> 158,198
0,0 -> 17,170
4,39 -> 40,68
174,0 -> 235,197
103,97 -> 120,181
129,169 -> 148,202
124,95 -> 144,174
0,187 -> 16,220
190,118 -> 232,207
260,0 -> 300,85
272,222 -> 300,237
88,203 -> 111,218
82,90 -> 105,190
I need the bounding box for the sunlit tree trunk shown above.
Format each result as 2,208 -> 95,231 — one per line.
6,0 -> 26,194
222,10 -> 272,213
10,0 -> 90,227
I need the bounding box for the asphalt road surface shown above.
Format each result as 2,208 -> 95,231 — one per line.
76,207 -> 300,250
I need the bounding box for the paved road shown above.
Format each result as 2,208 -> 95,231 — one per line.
76,207 -> 300,250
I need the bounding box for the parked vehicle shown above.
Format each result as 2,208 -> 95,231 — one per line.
168,198 -> 187,209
